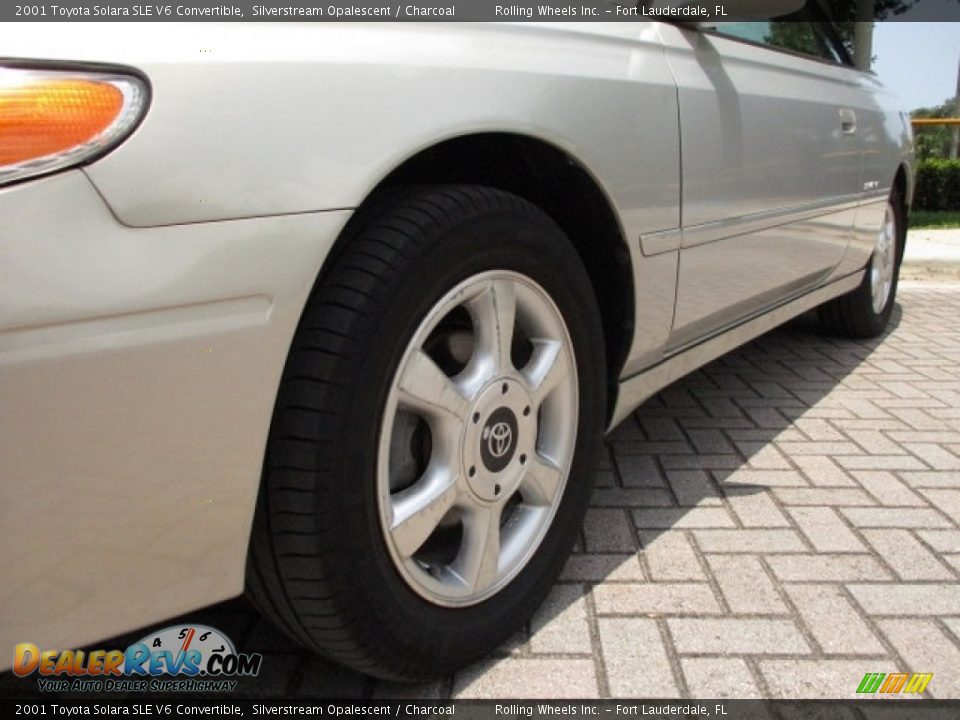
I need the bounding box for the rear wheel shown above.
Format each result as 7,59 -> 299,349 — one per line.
246,185 -> 604,679
819,193 -> 904,338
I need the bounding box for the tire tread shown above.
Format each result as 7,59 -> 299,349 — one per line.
246,185 -> 595,679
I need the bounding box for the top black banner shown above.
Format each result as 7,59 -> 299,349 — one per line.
3,0 -> 960,22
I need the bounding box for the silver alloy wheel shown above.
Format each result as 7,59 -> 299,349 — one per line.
376,270 -> 578,607
871,203 -> 897,314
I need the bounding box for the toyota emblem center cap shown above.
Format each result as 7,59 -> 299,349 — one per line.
480,407 -> 519,473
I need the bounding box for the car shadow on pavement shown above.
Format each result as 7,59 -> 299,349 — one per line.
0,306 -> 903,700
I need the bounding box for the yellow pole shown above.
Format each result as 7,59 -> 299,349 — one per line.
911,119 -> 960,126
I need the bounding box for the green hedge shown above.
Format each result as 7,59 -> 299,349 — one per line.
914,158 -> 960,212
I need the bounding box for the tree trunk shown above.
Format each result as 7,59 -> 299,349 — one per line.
854,0 -> 875,71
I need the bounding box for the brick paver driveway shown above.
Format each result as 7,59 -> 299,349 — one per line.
4,283 -> 960,700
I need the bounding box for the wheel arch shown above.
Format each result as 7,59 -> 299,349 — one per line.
893,163 -> 911,262
894,163 -> 911,209
349,132 -> 636,410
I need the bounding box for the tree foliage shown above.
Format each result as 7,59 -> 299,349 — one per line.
823,1 -> 920,54
914,158 -> 960,210
822,1 -> 960,70
913,99 -> 960,160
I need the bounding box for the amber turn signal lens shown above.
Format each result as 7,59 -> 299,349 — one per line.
0,68 -> 147,185
0,78 -> 123,165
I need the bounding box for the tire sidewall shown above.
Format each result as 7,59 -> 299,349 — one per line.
871,194 -> 905,329
317,196 -> 604,672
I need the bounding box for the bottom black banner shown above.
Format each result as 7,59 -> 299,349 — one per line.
2,699 -> 960,719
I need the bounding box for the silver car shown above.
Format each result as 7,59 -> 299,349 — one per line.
1,2 -> 914,679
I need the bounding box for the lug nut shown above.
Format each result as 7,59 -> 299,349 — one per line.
523,406 -> 530,416
472,412 -> 480,424
519,454 -> 527,465
494,484 -> 501,496
501,382 -> 508,394
469,466 -> 476,477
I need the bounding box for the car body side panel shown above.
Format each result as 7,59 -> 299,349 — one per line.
830,72 -> 915,279
658,24 -> 866,347
4,21 -> 683,374
0,171 -> 350,668
662,26 -> 866,228
4,23 -> 678,230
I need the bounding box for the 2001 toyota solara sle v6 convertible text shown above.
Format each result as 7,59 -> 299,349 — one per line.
1,1 -> 914,680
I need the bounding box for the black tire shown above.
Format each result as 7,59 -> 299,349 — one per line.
245,185 -> 605,679
818,190 -> 905,338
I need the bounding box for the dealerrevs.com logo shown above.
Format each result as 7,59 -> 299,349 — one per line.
13,625 -> 262,693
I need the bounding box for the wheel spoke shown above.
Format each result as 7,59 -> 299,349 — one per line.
520,455 -> 563,507
524,339 -> 569,404
453,505 -> 502,593
378,270 -> 580,605
466,280 -> 517,375
398,348 -> 470,421
871,206 -> 898,313
390,475 -> 459,558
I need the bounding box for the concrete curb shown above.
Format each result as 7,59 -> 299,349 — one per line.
904,228 -> 960,267
901,229 -> 960,280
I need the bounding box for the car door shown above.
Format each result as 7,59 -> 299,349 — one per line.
657,13 -> 865,350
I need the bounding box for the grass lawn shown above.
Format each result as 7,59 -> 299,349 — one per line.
910,211 -> 960,229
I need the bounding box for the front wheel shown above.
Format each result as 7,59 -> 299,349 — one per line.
818,193 -> 904,338
246,186 -> 605,679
